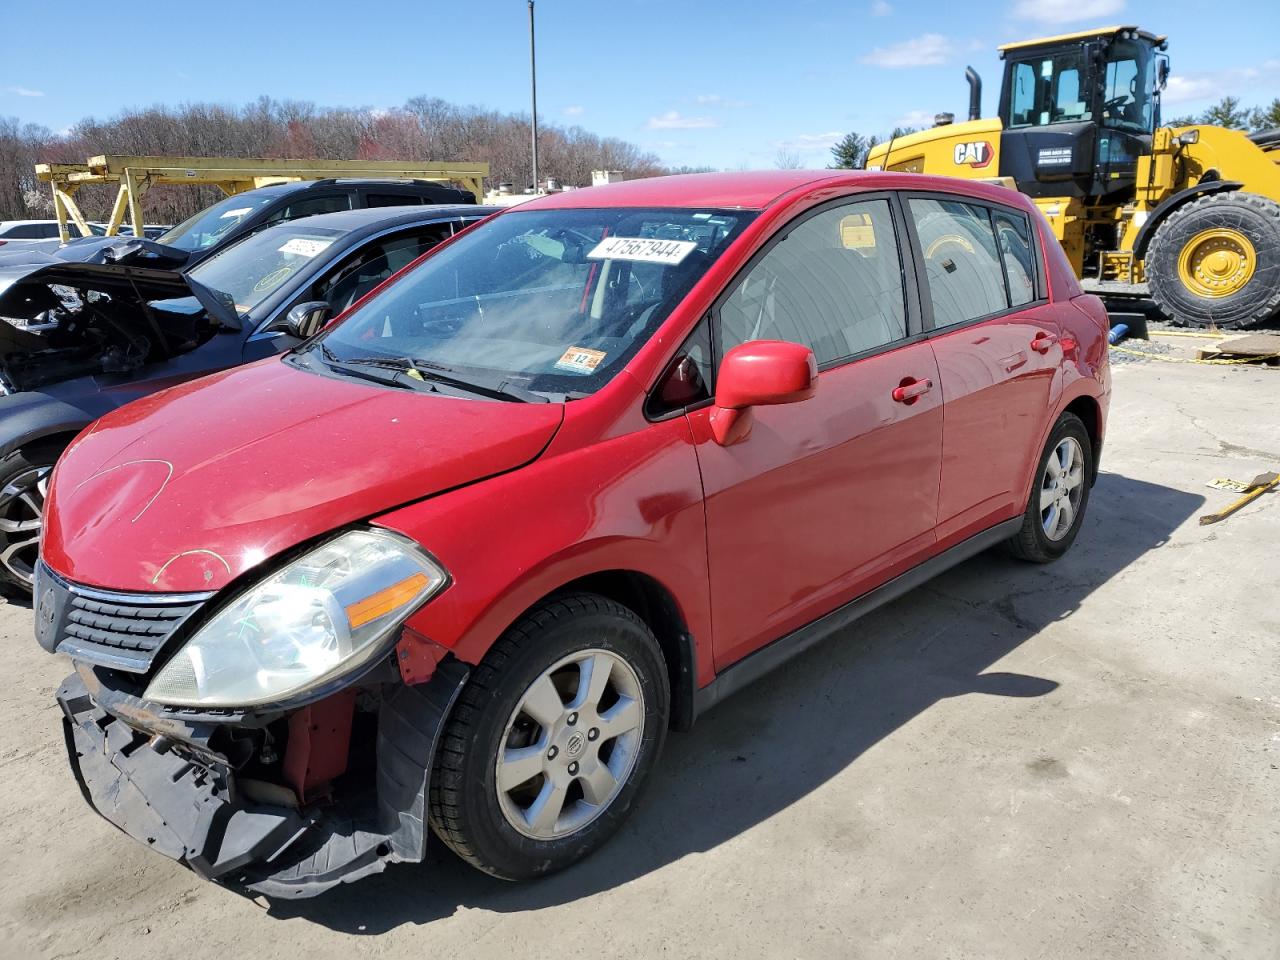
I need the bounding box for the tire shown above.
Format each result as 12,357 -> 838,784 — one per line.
428,592 -> 670,881
0,443 -> 62,596
1005,413 -> 1093,564
1145,192 -> 1280,329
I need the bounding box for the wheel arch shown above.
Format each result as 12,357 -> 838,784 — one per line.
1062,394 -> 1103,484
1132,180 -> 1243,261
0,393 -> 94,461
425,560 -> 703,734
519,569 -> 699,732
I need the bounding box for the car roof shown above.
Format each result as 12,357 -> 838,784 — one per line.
250,178 -> 472,197
516,170 -> 1035,212
283,205 -> 498,234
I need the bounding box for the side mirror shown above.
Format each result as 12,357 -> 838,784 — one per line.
709,340 -> 817,445
284,300 -> 331,339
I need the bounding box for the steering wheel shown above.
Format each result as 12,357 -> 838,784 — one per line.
1104,95 -> 1130,115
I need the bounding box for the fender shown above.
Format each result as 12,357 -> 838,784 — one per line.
0,391 -> 98,459
1132,180 -> 1243,261
374,408 -> 715,692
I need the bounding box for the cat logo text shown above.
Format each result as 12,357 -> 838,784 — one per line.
952,141 -> 993,168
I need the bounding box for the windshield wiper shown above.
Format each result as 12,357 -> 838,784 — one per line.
316,344 -> 420,392
326,351 -> 546,403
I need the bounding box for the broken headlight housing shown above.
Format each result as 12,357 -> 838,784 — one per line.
144,529 -> 447,708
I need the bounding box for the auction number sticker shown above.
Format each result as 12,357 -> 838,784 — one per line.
587,236 -> 697,265
220,207 -> 253,219
555,346 -> 608,374
278,237 -> 333,257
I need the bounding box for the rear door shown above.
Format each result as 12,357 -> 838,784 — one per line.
904,194 -> 1061,546
682,194 -> 944,670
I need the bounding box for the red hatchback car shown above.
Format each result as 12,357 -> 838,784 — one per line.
37,171 -> 1109,897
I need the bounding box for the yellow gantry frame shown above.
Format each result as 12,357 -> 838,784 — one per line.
35,155 -> 490,243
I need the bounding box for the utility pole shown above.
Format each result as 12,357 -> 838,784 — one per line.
528,0 -> 539,193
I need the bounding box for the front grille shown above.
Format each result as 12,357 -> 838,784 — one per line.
36,561 -> 214,674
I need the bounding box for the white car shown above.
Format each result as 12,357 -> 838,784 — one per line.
0,220 -> 68,254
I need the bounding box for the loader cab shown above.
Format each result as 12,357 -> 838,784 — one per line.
997,26 -> 1167,202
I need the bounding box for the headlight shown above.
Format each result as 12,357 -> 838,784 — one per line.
144,529 -> 447,708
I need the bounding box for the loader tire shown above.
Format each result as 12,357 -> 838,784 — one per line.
1145,191 -> 1280,329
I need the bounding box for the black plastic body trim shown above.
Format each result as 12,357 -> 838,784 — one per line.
57,657 -> 471,899
1132,180 -> 1243,260
691,517 -> 1023,720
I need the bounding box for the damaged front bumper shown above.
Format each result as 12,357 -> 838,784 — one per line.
56,658 -> 467,899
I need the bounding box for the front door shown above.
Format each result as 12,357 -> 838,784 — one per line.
685,195 -> 945,670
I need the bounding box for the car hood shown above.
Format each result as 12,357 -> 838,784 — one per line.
42,358 -> 565,593
0,260 -> 238,331
54,235 -> 191,267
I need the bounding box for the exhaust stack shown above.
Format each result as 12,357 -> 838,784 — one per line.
965,66 -> 982,121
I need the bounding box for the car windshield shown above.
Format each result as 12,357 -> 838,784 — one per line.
314,206 -> 755,397
189,224 -> 346,317
157,191 -> 280,252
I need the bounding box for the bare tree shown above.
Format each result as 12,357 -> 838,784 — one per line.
774,149 -> 803,170
0,97 -> 668,222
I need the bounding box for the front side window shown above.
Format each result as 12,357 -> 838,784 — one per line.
909,197 -> 1008,327
315,207 -> 754,397
1101,40 -> 1155,133
314,225 -> 453,314
717,198 -> 907,366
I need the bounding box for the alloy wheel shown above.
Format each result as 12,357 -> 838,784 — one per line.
0,466 -> 50,588
495,648 -> 645,840
1040,437 -> 1085,542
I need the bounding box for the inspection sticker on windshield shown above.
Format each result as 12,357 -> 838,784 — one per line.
587,236 -> 697,265
278,237 -> 333,257
555,346 -> 608,374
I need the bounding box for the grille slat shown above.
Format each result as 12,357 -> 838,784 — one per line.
36,562 -> 213,674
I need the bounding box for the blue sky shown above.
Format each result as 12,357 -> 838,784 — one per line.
3,0 -> 1278,170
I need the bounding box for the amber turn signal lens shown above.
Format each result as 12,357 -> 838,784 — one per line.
346,572 -> 432,628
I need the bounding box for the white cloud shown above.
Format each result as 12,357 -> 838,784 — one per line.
1011,0 -> 1124,25
861,33 -> 952,68
894,109 -> 937,129
4,86 -> 44,97
647,110 -> 719,130
562,105 -> 584,117
1162,75 -> 1219,106
1162,60 -> 1280,106
771,131 -> 845,154
870,0 -> 892,15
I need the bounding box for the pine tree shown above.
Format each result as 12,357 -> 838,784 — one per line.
1249,98 -> 1280,132
1199,96 -> 1250,130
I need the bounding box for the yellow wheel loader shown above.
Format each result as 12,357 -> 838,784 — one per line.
867,26 -> 1280,328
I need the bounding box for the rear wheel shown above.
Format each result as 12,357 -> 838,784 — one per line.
0,444 -> 61,596
1145,192 -> 1280,328
428,593 -> 669,880
1005,413 -> 1093,563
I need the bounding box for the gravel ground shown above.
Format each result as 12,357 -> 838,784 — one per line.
1,359 -> 1278,959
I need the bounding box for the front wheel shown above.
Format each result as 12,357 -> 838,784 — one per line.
0,444 -> 62,596
1145,192 -> 1280,328
429,593 -> 669,880
1005,413 -> 1093,563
